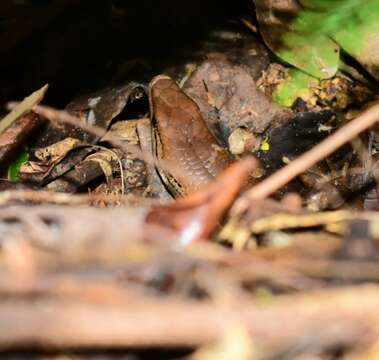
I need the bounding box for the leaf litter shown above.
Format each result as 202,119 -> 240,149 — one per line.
1,1 -> 379,359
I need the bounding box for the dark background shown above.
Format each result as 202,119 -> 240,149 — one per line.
0,0 -> 251,108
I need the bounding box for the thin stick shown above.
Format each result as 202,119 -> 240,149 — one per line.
6,102 -> 191,188
7,102 -> 147,163
0,285 -> 377,349
247,104 -> 379,199
92,145 -> 126,195
0,189 -> 159,206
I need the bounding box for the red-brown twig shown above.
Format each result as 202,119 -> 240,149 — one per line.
0,112 -> 45,170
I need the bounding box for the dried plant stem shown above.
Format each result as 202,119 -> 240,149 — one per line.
7,102 -> 147,162
0,189 -> 156,206
247,103 -> 379,199
0,285 -> 377,350
92,145 -> 126,195
6,102 -> 189,188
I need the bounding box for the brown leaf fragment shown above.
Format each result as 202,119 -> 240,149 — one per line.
20,161 -> 50,175
0,111 -> 45,173
34,137 -> 83,164
102,119 -> 140,144
145,157 -> 257,244
19,147 -> 94,185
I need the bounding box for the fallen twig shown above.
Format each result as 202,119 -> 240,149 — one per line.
0,189 -> 157,206
7,102 -> 146,163
7,102 -> 193,188
244,103 -> 379,200
0,284 -> 377,353
0,111 -> 45,171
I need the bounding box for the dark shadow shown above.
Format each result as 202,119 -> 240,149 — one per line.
0,0 -> 253,108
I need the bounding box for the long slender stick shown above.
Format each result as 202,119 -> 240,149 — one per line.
12,103 -> 145,162
6,102 -> 190,185
247,104 -> 379,199
0,285 -> 377,349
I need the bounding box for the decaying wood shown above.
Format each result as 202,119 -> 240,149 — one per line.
0,112 -> 45,171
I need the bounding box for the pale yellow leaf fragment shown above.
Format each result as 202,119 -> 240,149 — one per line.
0,84 -> 49,134
193,324 -> 257,360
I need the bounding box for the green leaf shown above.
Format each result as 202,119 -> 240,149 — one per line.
278,36 -> 339,79
256,0 -> 379,80
295,0 -> 377,53
255,0 -> 339,79
273,69 -> 318,107
290,0 -> 379,68
7,149 -> 29,182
